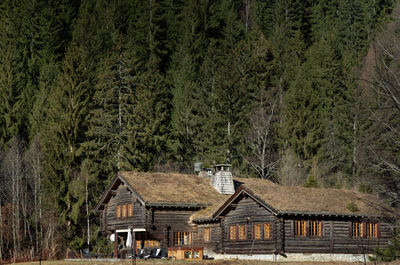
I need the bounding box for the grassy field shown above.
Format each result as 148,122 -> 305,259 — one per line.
12,259 -> 398,265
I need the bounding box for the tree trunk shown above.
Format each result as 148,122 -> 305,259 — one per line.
86,173 -> 90,246
245,0 -> 250,33
12,184 -> 16,263
352,118 -> 357,176
0,198 -> 3,262
34,168 -> 39,252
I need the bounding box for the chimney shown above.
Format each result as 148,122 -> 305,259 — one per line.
210,164 -> 235,195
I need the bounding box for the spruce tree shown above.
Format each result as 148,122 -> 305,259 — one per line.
41,43 -> 91,244
88,38 -> 136,179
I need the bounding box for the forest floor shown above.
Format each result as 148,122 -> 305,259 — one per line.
12,259 -> 400,265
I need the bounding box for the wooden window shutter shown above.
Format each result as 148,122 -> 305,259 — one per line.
362,222 -> 367,238
128,204 -> 133,217
377,223 -> 381,238
235,225 -> 238,240
122,204 -> 127,218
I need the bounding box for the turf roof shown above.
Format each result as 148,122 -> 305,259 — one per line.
120,171 -> 229,206
234,178 -> 397,218
118,171 -> 397,221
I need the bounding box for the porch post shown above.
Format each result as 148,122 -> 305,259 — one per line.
114,231 -> 118,258
132,231 -> 136,258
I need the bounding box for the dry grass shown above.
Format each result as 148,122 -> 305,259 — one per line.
13,259 -> 386,265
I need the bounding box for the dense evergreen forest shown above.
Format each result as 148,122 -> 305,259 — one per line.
0,0 -> 399,261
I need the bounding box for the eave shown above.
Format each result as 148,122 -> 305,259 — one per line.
193,218 -> 219,224
278,210 -> 396,221
145,202 -> 207,209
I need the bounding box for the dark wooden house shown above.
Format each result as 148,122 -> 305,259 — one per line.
94,166 -> 398,261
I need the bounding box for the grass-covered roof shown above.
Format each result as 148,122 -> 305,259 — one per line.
117,171 -> 397,220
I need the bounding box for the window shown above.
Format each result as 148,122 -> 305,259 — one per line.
366,223 -> 378,238
351,222 -> 379,238
238,224 -> 247,240
128,204 -> 133,217
309,221 -> 322,237
122,204 -> 127,218
144,240 -> 160,248
264,223 -> 271,239
229,225 -> 237,240
116,204 -> 133,219
203,228 -> 211,242
294,220 -> 307,236
253,224 -> 262,240
174,232 -> 191,246
352,222 -> 363,237
116,205 -> 121,218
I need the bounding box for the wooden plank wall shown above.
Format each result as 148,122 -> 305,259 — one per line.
105,183 -> 146,231
330,221 -> 391,254
283,219 -> 331,253
101,182 -> 394,256
149,209 -> 198,247
283,218 -> 393,254
222,196 -> 278,254
194,223 -> 222,254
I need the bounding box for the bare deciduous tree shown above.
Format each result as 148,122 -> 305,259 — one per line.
244,96 -> 278,179
368,5 -> 400,205
25,135 -> 43,255
374,7 -> 400,112
2,137 -> 24,262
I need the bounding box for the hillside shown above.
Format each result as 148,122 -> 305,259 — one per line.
0,0 -> 399,261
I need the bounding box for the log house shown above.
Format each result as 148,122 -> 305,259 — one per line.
94,166 -> 398,260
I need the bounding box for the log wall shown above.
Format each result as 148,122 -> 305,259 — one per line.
147,208 -> 198,248
283,219 -> 331,253
222,195 -> 278,254
283,218 -> 393,254
194,223 -> 222,254
100,181 -> 394,256
105,183 -> 146,231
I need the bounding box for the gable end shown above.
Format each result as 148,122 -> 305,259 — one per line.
212,185 -> 278,220
93,173 -> 146,213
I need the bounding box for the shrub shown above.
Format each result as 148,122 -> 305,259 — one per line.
359,184 -> 373,194
346,202 -> 359,212
304,175 -> 319,188
371,234 -> 400,262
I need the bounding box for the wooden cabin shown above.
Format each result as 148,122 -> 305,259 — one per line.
94,167 -> 398,261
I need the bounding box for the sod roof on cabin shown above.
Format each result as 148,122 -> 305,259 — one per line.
235,178 -> 397,218
120,171 -> 229,206
119,171 -> 397,220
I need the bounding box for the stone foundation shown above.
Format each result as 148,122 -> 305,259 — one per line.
212,253 -> 372,262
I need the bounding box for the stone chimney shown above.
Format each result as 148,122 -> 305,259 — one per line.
210,164 -> 235,195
